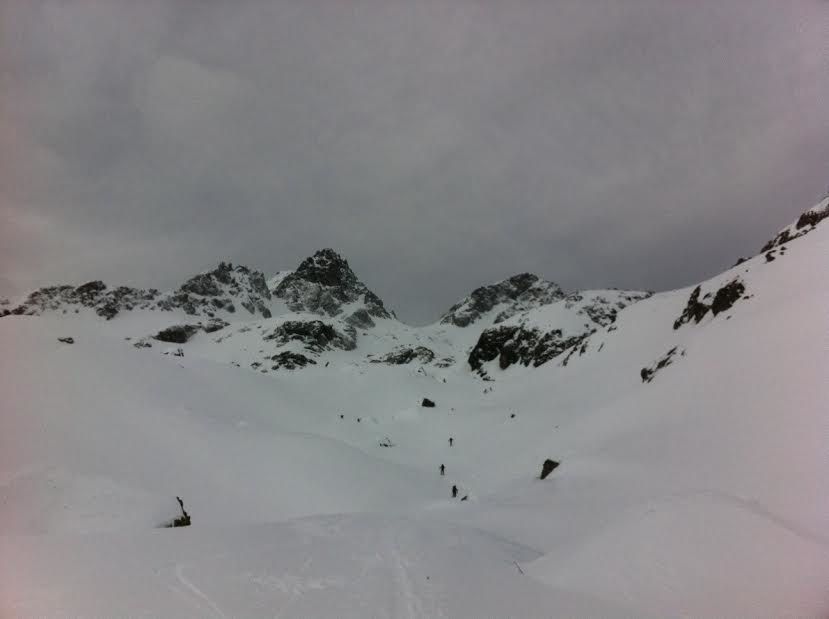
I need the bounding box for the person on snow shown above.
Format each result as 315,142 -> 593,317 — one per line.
448,437 -> 454,447
451,484 -> 458,498
440,464 -> 445,476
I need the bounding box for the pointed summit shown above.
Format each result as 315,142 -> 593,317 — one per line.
274,249 -> 392,320
292,249 -> 360,288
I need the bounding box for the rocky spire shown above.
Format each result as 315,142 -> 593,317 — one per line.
274,249 -> 392,320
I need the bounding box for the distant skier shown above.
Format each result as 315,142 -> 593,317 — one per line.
449,437 -> 454,447
439,464 -> 445,476
451,485 -> 458,498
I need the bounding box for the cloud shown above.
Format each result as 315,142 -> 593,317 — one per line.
1,0 -> 827,322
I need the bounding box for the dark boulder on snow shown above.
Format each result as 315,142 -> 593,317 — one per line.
57,336 -> 75,344
539,459 -> 560,480
372,346 -> 436,365
269,351 -> 317,370
154,324 -> 201,344
422,398 -> 436,408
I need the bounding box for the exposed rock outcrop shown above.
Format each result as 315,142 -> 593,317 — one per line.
269,351 -> 317,370
761,197 -> 829,252
641,346 -> 683,383
274,249 -> 391,320
154,324 -> 202,344
3,262 -> 271,320
157,262 -> 272,318
263,320 -> 356,353
468,326 -> 593,372
674,279 -> 746,329
371,346 -> 436,365
441,273 -> 564,327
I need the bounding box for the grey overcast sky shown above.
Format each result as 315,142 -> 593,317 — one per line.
1,1 -> 827,323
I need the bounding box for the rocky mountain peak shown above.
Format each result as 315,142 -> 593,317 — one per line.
440,273 -> 565,328
274,249 -> 392,320
292,249 -> 359,288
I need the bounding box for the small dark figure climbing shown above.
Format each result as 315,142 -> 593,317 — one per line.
439,464 -> 445,476
452,485 -> 458,498
449,437 -> 454,447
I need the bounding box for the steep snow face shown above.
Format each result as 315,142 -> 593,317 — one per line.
1,262 -> 273,321
440,273 -> 565,328
274,249 -> 392,321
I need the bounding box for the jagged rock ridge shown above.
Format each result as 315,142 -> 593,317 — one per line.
2,262 -> 272,320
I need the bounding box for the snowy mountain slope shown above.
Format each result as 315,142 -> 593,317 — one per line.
1,196 -> 828,617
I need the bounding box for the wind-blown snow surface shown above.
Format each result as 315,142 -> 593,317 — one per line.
2,210 -> 829,616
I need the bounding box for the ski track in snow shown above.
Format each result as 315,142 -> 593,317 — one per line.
174,563 -> 228,619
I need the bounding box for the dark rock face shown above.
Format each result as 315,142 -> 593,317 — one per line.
275,249 -> 391,319
539,459 -> 560,480
673,286 -> 710,329
372,346 -> 436,365
159,262 -> 272,318
441,273 -> 564,327
641,346 -> 682,383
761,199 -> 829,252
3,261 -> 271,320
154,324 -> 201,344
269,351 -> 317,370
57,337 -> 75,344
710,280 -> 745,316
264,320 -> 356,353
422,398 -> 436,408
674,279 -> 746,329
796,204 -> 829,229
6,282 -> 159,319
468,326 -> 593,372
